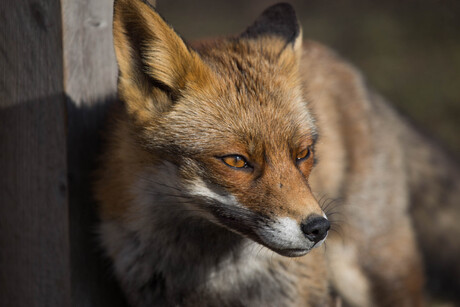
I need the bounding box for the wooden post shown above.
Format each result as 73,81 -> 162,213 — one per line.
0,0 -> 71,306
1,0 -> 127,305
61,0 -> 127,306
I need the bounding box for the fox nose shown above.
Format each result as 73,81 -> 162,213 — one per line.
301,215 -> 330,243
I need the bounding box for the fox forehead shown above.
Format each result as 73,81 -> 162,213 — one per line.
153,40 -> 317,155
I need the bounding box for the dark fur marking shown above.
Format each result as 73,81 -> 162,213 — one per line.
138,272 -> 167,303
241,3 -> 300,45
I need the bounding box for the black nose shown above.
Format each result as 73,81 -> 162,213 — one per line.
301,216 -> 330,243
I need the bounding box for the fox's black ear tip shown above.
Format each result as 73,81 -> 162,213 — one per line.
241,2 -> 300,43
266,2 -> 297,16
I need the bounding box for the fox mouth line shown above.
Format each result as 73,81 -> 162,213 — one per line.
193,192 -> 318,258
206,211 -> 316,257
270,247 -> 310,257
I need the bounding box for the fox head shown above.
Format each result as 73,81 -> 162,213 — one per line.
113,0 -> 329,257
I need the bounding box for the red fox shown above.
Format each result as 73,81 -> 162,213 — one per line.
95,0 -> 460,306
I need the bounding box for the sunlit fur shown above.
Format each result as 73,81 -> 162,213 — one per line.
96,0 -> 460,306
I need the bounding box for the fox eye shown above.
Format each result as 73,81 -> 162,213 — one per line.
221,155 -> 248,169
296,147 -> 311,162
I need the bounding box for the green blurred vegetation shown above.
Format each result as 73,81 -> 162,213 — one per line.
158,0 -> 460,158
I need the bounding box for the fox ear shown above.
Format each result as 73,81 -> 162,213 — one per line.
241,3 -> 302,55
113,0 -> 208,121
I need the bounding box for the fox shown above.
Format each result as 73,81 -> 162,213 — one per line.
95,0 -> 460,306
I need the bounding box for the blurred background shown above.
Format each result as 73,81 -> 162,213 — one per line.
157,0 -> 460,158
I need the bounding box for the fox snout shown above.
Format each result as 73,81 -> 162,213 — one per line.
301,215 -> 330,244
253,212 -> 329,257
186,174 -> 329,257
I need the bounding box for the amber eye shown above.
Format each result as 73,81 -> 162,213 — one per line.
296,147 -> 311,162
222,155 -> 248,169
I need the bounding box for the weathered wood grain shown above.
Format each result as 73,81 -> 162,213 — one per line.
0,0 -> 71,306
61,0 -> 127,306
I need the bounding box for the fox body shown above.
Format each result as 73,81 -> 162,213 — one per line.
96,0 -> 460,306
